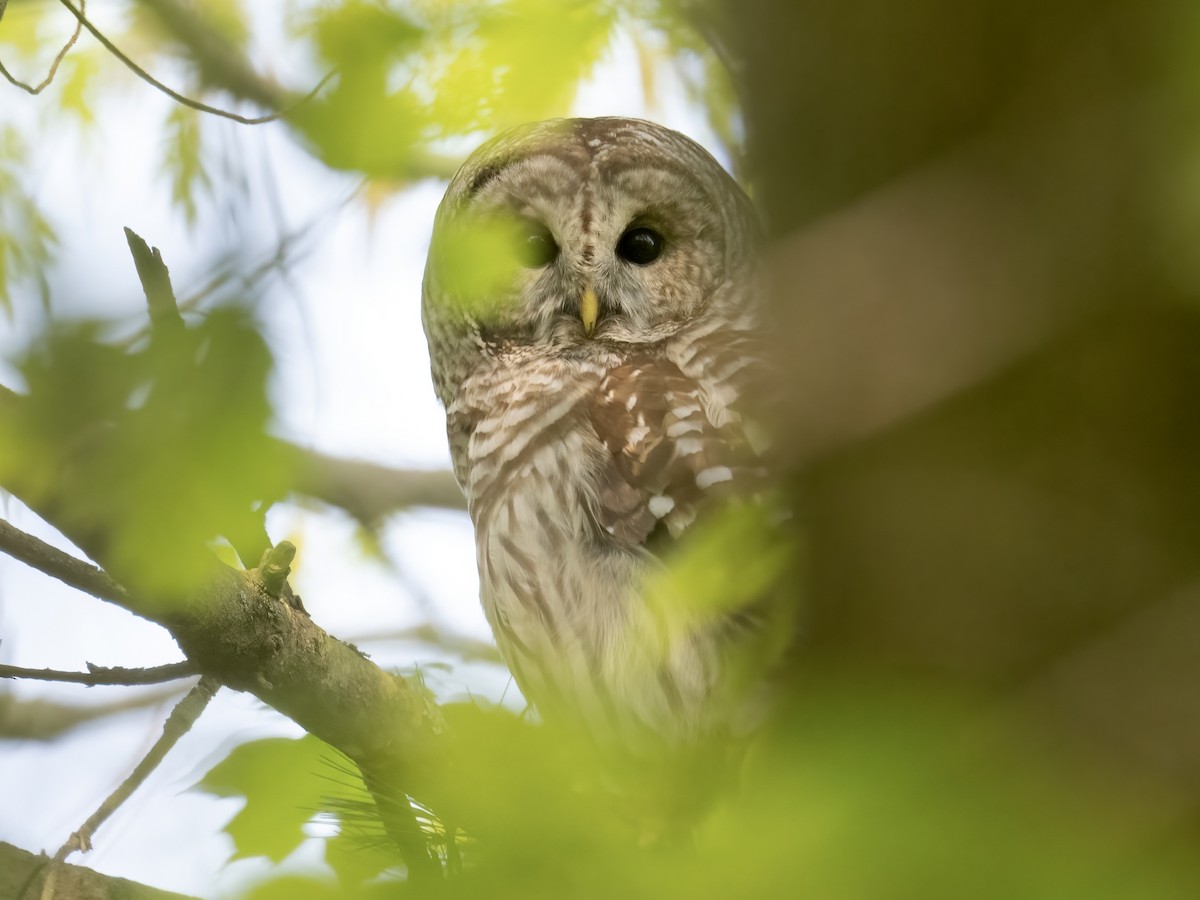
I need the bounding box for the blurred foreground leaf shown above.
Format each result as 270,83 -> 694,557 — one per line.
197,735 -> 349,864
403,677 -> 1200,899
292,0 -> 622,177
421,0 -> 618,134
0,305 -> 292,595
162,106 -> 212,227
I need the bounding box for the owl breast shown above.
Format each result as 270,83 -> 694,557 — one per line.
451,349 -> 724,748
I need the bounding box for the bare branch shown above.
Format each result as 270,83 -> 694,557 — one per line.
134,0 -> 282,109
124,227 -> 183,330
0,661 -> 197,686
0,518 -> 129,608
55,0 -> 335,126
347,623 -> 502,665
0,0 -> 84,96
54,676 -> 220,861
284,444 -> 466,520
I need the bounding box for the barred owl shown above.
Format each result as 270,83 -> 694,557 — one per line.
423,117 -> 770,751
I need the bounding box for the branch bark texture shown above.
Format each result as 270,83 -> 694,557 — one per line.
0,840 -> 195,900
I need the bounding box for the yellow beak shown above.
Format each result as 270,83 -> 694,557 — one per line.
580,286 -> 599,337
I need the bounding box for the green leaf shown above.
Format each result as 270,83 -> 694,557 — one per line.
161,106 -> 211,227
0,126 -> 57,318
56,49 -> 101,126
202,0 -> 251,49
197,735 -> 350,864
324,825 -> 399,890
428,213 -> 537,316
0,304 -> 293,594
288,1 -> 423,173
421,0 -> 618,134
0,0 -> 48,59
290,0 -> 619,176
242,875 -> 345,900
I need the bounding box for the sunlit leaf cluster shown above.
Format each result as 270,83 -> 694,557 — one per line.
0,305 -> 292,595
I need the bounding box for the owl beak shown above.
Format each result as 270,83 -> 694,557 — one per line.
579,286 -> 599,337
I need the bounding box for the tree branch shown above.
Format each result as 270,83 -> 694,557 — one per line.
55,0 -> 334,125
0,507 -> 444,874
0,686 -> 187,741
0,518 -> 129,607
0,840 -> 195,900
347,623 -> 502,665
0,514 -> 442,768
123,227 -> 183,331
54,676 -> 220,861
282,444 -> 466,520
0,0 -> 84,96
0,661 -> 197,686
0,230 -> 450,876
118,226 -> 464,523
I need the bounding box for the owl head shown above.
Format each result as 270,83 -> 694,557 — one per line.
422,117 -> 760,403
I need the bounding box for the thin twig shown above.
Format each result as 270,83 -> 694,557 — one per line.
0,517 -> 129,607
53,675 -> 220,861
55,0 -> 335,125
0,0 -> 84,95
0,661 -> 197,686
285,446 -> 467,519
344,623 -> 502,665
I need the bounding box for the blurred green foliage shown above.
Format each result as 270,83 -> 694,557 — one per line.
200,682 -> 1200,898
198,736 -> 340,865
0,306 -> 290,595
430,214 -> 536,309
197,734 -> 398,887
4,0 -> 1200,897
0,126 -> 56,316
162,106 -> 212,226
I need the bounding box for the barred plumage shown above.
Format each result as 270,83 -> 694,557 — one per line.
423,118 -> 766,749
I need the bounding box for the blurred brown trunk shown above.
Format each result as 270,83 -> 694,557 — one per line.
732,0 -> 1200,810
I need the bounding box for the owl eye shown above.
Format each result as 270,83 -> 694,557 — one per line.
517,221 -> 559,268
616,226 -> 665,265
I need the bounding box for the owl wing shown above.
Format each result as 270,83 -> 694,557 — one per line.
587,338 -> 764,554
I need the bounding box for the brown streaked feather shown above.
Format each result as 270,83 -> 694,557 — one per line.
587,351 -> 758,552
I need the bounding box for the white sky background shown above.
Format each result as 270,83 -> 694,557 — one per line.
0,3 -> 732,895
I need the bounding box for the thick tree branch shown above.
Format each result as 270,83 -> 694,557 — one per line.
0,508 -> 444,874
0,840 -> 194,900
0,513 -> 442,772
